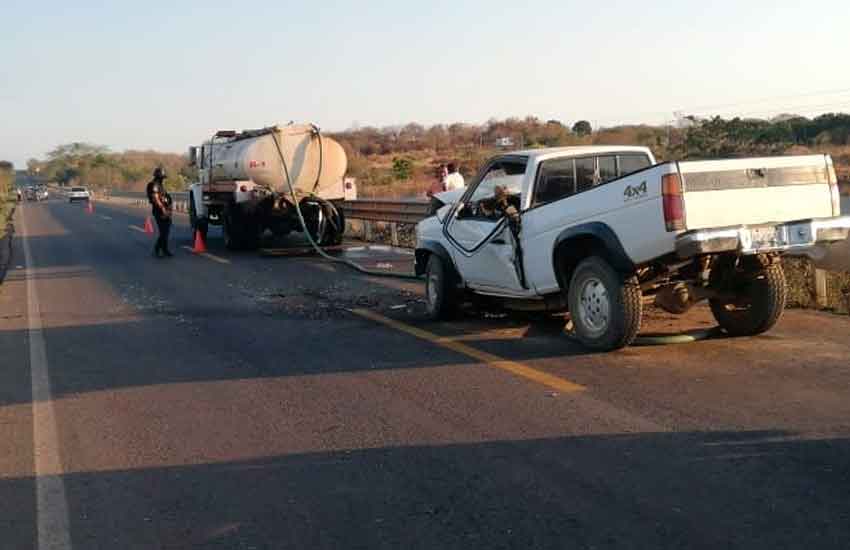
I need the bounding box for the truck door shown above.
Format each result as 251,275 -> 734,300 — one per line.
444,159 -> 529,293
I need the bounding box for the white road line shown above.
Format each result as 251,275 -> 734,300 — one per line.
99,215 -> 112,221
20,207 -> 73,550
128,225 -> 146,233
180,246 -> 231,265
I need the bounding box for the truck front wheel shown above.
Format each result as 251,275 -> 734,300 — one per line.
189,194 -> 208,241
567,256 -> 642,351
425,255 -> 458,321
709,255 -> 786,336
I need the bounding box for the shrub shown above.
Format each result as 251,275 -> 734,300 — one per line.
392,157 -> 414,181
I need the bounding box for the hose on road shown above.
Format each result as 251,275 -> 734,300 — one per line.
632,327 -> 720,346
563,317 -> 720,346
269,127 -> 421,281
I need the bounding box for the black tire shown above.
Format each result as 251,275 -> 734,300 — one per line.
223,207 -> 259,251
424,254 -> 458,321
189,194 -> 209,242
223,209 -> 238,250
317,207 -> 344,246
567,256 -> 642,351
326,207 -> 345,246
709,256 -> 786,337
300,198 -> 345,246
189,193 -> 198,228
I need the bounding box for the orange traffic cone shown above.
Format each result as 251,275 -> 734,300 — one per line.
191,230 -> 207,253
143,217 -> 154,234
86,200 -> 94,214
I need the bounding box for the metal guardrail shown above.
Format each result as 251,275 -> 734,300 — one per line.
102,190 -> 431,225
106,190 -> 188,200
340,199 -> 429,224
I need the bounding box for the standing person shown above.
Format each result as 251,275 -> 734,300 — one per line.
426,164 -> 449,214
426,164 -> 448,198
444,162 -> 465,191
146,167 -> 173,258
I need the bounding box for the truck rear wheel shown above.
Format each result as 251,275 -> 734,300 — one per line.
709,256 -> 786,336
567,256 -> 642,351
300,198 -> 345,246
223,207 -> 259,250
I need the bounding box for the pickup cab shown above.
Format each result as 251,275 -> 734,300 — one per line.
415,146 -> 850,351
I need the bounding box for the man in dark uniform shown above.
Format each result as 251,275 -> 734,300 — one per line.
146,167 -> 173,257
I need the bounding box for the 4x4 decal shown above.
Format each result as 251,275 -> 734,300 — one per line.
624,181 -> 647,201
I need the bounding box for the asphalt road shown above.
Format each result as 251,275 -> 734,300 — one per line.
1,198 -> 850,549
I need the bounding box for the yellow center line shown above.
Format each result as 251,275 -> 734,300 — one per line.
351,308 -> 585,393
180,246 -> 231,265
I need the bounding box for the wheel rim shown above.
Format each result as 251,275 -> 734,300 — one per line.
426,269 -> 440,312
577,276 -> 610,336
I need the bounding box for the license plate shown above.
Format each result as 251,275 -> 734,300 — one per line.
743,226 -> 787,252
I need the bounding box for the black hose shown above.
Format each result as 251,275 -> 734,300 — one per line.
310,124 -> 323,195
269,129 -> 420,280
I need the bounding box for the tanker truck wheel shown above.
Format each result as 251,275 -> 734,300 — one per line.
323,205 -> 345,246
300,198 -> 345,246
223,207 -> 259,251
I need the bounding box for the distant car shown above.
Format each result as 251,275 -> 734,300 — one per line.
35,187 -> 49,201
68,187 -> 90,202
25,186 -> 36,201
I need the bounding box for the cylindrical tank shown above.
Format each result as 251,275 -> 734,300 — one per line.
209,124 -> 347,198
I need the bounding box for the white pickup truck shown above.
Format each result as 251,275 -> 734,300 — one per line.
415,146 -> 850,351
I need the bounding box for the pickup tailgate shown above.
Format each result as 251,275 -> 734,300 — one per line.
679,155 -> 835,230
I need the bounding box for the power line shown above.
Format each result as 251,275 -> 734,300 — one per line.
591,86 -> 850,127
696,98 -> 850,120
674,86 -> 850,114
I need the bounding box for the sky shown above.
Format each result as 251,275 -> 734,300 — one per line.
2,0 -> 850,168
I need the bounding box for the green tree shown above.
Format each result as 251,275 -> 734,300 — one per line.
572,120 -> 593,136
0,161 -> 13,198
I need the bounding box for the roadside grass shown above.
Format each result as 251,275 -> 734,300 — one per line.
784,257 -> 850,315
0,192 -> 14,238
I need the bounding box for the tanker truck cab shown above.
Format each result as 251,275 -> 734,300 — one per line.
187,124 -> 349,250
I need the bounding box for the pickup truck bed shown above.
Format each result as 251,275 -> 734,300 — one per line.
679,155 -> 835,229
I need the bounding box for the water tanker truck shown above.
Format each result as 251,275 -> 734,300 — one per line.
187,123 -> 350,249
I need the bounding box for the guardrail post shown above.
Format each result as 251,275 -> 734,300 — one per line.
364,221 -> 373,242
390,223 -> 399,247
814,268 -> 829,308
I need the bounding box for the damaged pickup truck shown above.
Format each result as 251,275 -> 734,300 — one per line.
415,146 -> 850,351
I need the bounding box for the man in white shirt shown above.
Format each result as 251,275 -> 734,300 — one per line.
444,162 -> 465,191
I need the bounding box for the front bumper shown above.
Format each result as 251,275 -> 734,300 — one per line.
676,216 -> 850,259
